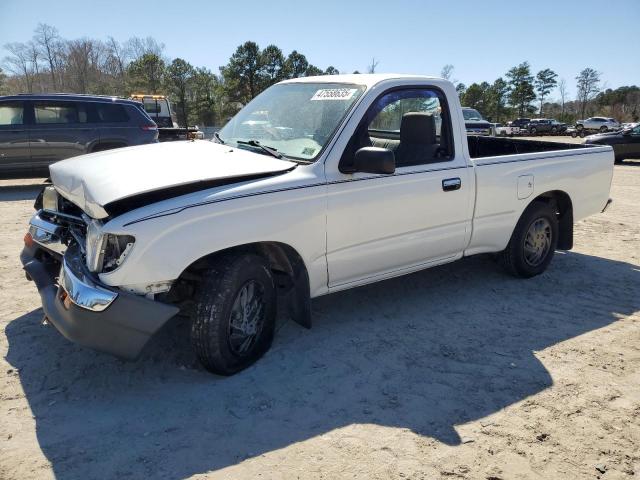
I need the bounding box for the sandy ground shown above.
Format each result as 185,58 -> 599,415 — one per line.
1,140 -> 639,480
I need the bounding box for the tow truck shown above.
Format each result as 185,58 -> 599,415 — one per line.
130,94 -> 204,142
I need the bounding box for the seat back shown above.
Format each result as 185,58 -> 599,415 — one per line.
394,113 -> 439,166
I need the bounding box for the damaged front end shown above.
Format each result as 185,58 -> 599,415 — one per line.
22,186 -> 179,359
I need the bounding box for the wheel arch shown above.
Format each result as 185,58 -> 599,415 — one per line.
524,190 -> 574,250
175,241 -> 312,328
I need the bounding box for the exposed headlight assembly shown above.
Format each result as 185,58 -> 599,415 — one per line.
102,234 -> 135,273
85,217 -> 106,272
84,216 -> 134,273
42,186 -> 59,212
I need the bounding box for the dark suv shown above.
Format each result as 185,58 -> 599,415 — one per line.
0,94 -> 158,178
526,118 -> 567,136
510,118 -> 531,130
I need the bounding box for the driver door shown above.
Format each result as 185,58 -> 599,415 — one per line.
325,87 -> 473,290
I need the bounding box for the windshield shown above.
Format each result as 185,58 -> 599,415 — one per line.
462,108 -> 484,121
218,82 -> 365,161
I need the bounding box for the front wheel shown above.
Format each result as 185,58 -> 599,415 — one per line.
191,253 -> 276,375
499,201 -> 559,278
599,126 -> 608,133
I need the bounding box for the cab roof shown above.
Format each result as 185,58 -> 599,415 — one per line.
279,73 -> 444,88
0,93 -> 141,105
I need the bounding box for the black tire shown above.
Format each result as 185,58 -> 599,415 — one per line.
191,253 -> 276,375
551,127 -> 558,135
499,201 -> 558,278
599,126 -> 608,133
579,130 -> 586,138
571,131 -> 577,138
576,124 -> 584,131
530,127 -> 537,136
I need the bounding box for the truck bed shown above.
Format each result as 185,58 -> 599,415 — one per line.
465,137 -> 614,257
467,136 -> 587,158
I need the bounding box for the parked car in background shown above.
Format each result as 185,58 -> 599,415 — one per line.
493,123 -> 520,136
510,118 -> 531,130
565,125 -> 585,138
21,74 -> 614,375
129,94 -> 204,141
526,119 -> 567,136
576,117 -> 620,133
462,107 -> 491,135
0,94 -> 159,178
585,123 -> 640,163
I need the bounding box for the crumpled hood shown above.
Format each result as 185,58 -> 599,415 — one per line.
49,141 -> 296,218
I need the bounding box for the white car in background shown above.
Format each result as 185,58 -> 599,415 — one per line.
576,117 -> 620,133
493,123 -> 520,136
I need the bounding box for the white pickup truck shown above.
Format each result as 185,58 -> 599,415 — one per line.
21,74 -> 614,375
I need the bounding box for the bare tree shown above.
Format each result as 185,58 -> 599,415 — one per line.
26,41 -> 44,91
126,36 -> 165,61
105,37 -> 129,91
440,64 -> 454,80
34,23 -> 62,90
558,78 -> 568,119
576,68 -> 601,119
367,57 -> 379,74
3,42 -> 34,92
65,39 -> 106,93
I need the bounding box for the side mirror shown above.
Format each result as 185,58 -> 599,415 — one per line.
353,147 -> 395,174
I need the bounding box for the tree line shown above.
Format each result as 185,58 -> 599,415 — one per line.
450,62 -> 639,123
2,25 -> 638,127
0,25 -> 340,127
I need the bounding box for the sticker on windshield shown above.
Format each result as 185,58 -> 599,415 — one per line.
311,88 -> 358,101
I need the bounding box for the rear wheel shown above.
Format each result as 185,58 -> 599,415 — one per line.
191,253 -> 276,375
499,201 -> 558,278
530,127 -> 537,136
599,126 -> 608,133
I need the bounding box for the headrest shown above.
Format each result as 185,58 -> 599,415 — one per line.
400,113 -> 436,145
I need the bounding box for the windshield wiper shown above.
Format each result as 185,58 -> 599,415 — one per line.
236,139 -> 284,159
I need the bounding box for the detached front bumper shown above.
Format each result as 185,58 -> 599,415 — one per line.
20,240 -> 179,360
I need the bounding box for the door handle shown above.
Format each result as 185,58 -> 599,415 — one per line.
442,177 -> 461,192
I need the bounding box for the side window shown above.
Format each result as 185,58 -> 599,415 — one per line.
0,102 -> 24,126
95,103 -> 129,123
34,101 -> 80,124
355,88 -> 452,168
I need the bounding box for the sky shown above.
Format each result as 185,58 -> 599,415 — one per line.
1,0 -> 638,100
